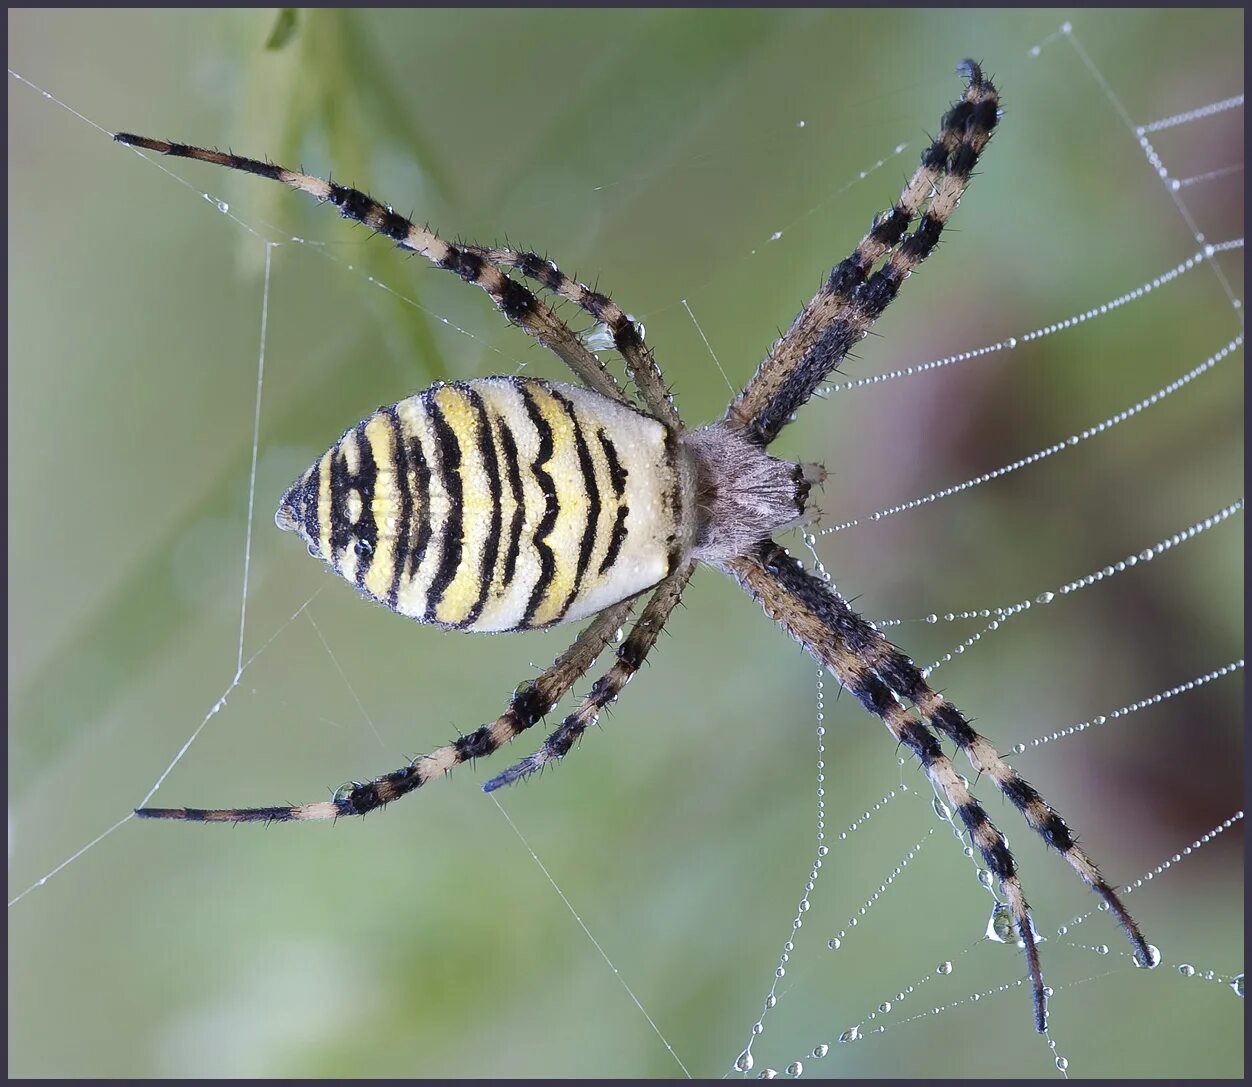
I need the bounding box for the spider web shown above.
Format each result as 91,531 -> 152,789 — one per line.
8,10 -> 1243,1078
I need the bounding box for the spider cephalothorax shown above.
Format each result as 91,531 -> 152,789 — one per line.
117,60 -> 1155,1032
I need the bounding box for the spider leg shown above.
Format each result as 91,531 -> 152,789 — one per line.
135,599 -> 635,823
460,243 -> 682,430
726,543 -> 1053,1031
868,647 -> 1153,969
111,133 -> 628,406
483,563 -> 695,792
726,60 -> 1000,445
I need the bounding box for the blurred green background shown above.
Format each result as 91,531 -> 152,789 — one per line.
9,8 -> 1243,1078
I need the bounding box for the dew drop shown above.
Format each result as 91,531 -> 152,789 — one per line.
735,1051 -> 754,1072
936,960 -> 953,975
1055,1056 -> 1069,1072
786,1062 -> 803,1077
1132,944 -> 1161,969
1232,973 -> 1244,998
759,1068 -> 777,1079
986,903 -> 1015,943
827,937 -> 841,950
1178,963 -> 1196,977
1035,591 -> 1055,604
932,797 -> 952,823
580,322 -> 616,352
1094,944 -> 1110,956
812,1044 -> 829,1059
879,1001 -> 892,1013
838,1026 -> 861,1044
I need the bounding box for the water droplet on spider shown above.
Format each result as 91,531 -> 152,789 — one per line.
932,797 -> 953,824
786,1061 -> 803,1077
976,868 -> 993,888
812,1044 -> 828,1059
1232,974 -> 1245,998
580,322 -> 616,353
838,1026 -> 861,1044
1132,944 -> 1162,969
1178,963 -> 1196,977
735,1051 -> 755,1072
986,902 -> 1015,943
936,960 -> 953,975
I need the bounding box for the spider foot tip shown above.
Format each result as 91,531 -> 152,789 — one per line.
134,805 -> 181,820
956,58 -> 984,85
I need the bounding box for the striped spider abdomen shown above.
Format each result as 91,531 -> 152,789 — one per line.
276,376 -> 698,633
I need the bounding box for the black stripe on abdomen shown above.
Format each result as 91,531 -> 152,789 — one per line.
423,391 -> 464,623
385,406 -> 412,610
549,390 -> 600,624
461,386 -> 502,628
498,421 -> 525,588
519,386 -> 558,629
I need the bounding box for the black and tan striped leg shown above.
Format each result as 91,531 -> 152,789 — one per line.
740,552 -> 1152,969
727,542 -> 1054,1031
111,133 -> 629,406
726,60 -> 999,445
483,562 -> 695,792
868,647 -> 1152,970
460,244 -> 682,430
135,599 -> 635,823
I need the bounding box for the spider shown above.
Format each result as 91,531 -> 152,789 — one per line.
116,60 -> 1154,1032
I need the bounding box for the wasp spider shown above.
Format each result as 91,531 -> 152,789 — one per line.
118,61 -> 1154,1032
